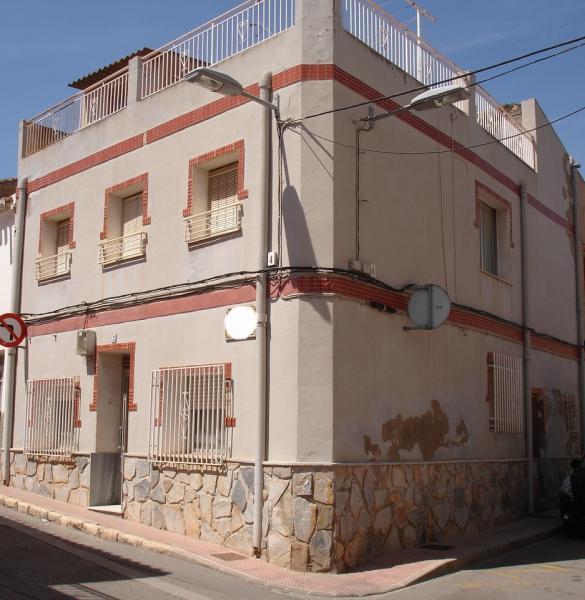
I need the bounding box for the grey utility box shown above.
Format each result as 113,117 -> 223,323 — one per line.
76,329 -> 96,356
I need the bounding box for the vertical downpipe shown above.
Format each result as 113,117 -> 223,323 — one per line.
253,72 -> 273,557
520,183 -> 535,513
2,180 -> 28,485
570,159 -> 585,450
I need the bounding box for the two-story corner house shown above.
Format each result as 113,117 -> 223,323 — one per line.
5,0 -> 584,573
0,178 -> 17,415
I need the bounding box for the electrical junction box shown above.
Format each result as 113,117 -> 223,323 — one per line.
76,330 -> 96,356
267,251 -> 279,267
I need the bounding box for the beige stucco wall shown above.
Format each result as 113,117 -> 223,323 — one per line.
327,17 -> 580,461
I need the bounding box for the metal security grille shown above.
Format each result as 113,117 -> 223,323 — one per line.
149,364 -> 232,466
564,392 -> 578,433
487,353 -> 523,433
24,378 -> 79,457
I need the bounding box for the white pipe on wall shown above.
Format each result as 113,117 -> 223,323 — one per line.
2,179 -> 27,485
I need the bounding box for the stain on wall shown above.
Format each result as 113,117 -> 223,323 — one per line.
363,434 -> 381,460
375,399 -> 469,461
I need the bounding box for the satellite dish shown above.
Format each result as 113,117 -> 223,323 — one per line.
406,284 -> 451,330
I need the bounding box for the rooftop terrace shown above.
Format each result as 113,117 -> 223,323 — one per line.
22,0 -> 535,169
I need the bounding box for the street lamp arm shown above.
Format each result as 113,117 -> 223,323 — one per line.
240,90 -> 280,115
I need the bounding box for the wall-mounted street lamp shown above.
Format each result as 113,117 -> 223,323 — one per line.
187,66 -> 277,558
187,67 -> 279,115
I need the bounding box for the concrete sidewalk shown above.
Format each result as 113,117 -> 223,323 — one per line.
0,485 -> 561,597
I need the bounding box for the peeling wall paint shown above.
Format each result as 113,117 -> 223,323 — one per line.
363,399 -> 470,461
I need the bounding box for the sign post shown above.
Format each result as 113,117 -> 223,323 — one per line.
0,313 -> 27,349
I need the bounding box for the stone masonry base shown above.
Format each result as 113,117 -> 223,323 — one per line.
9,451 -> 90,506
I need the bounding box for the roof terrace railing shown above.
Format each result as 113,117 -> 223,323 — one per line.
23,69 -> 129,157
341,0 -> 536,169
141,0 -> 295,99
23,0 -> 295,156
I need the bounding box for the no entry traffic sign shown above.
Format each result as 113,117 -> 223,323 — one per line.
0,313 -> 27,348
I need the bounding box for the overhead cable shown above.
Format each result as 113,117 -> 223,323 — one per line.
292,34 -> 585,123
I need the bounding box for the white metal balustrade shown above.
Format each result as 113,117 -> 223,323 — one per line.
23,70 -> 129,157
141,0 -> 295,98
24,378 -> 79,457
149,364 -> 233,466
184,202 -> 242,244
488,352 -> 524,433
475,88 -> 536,169
35,252 -> 72,281
98,231 -> 147,265
341,0 -> 536,169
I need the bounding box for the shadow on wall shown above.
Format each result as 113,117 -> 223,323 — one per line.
280,125 -> 332,323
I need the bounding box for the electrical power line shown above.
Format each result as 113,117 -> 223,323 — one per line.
296,104 -> 585,156
292,34 -> 585,123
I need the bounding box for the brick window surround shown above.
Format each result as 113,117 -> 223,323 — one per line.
474,180 -> 515,249
90,342 -> 136,412
38,202 -> 76,254
100,173 -> 150,240
184,140 -> 248,218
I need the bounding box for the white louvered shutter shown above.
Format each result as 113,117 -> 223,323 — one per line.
122,194 -> 143,258
208,164 -> 238,233
55,219 -> 70,274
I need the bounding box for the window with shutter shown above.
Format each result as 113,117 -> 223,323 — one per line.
480,202 -> 498,276
122,193 -> 143,258
208,164 -> 238,234
55,219 -> 70,275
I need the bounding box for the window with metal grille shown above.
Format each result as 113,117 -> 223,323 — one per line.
564,392 -> 579,433
480,202 -> 498,275
487,352 -> 524,432
149,363 -> 233,466
24,378 -> 80,457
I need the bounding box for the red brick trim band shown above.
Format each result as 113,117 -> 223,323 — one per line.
90,342 -> 137,412
147,85 -> 259,144
527,193 -> 571,231
101,173 -> 150,240
185,139 -> 247,217
474,180 -> 515,248
26,273 -> 577,360
28,135 -> 143,193
38,202 -> 76,253
25,64 -> 568,233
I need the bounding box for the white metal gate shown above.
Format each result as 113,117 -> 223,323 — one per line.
149,364 -> 232,466
24,378 -> 79,457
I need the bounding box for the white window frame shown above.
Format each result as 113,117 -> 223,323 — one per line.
480,202 -> 498,276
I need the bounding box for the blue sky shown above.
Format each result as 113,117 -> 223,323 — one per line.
0,0 -> 584,179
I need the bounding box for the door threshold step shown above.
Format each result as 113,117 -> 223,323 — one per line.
87,505 -> 123,516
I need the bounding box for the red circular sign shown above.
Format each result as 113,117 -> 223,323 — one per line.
0,313 -> 27,348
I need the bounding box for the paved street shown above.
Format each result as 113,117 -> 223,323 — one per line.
0,504 -> 583,599
386,525 -> 585,600
0,505 -> 294,600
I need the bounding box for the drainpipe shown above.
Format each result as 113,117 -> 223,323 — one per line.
519,183 -> 535,513
2,179 -> 27,485
570,159 -> 585,450
252,72 -> 272,557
